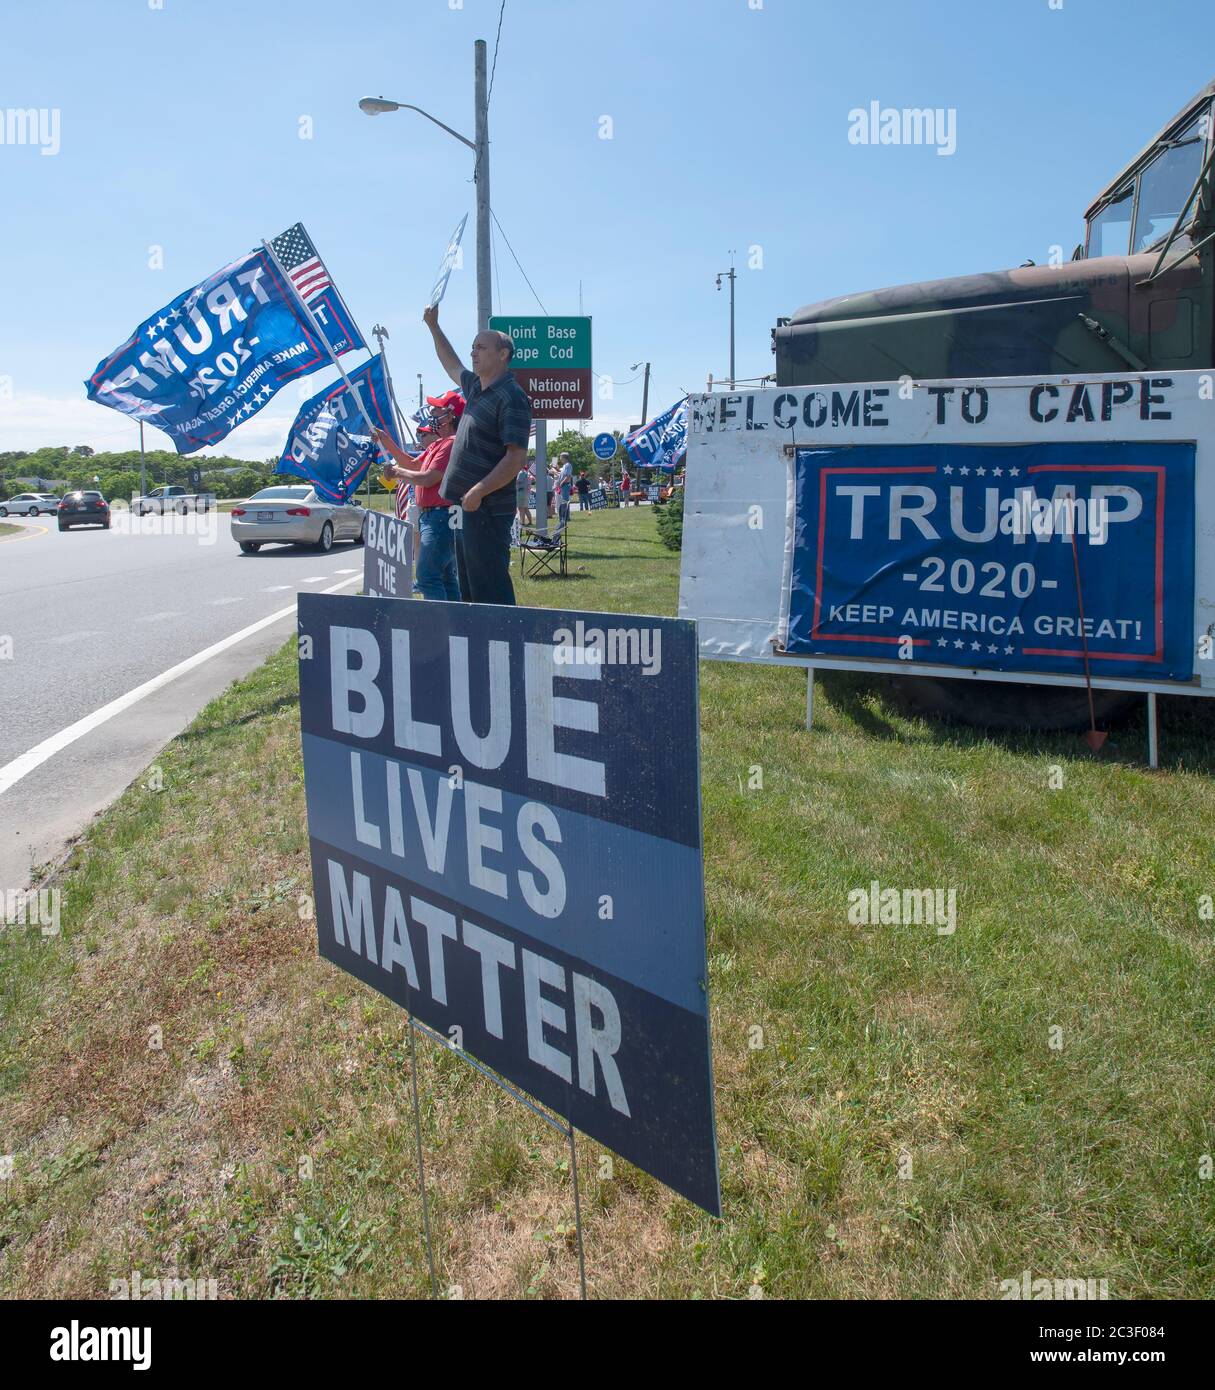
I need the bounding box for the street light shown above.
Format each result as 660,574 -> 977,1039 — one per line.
358,37 -> 492,331
715,254 -> 736,389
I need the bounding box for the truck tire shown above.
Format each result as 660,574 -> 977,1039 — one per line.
878,675 -> 1139,732
177,502 -> 189,515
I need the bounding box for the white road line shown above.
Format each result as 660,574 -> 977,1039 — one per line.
335,567 -> 360,575
45,630 -> 102,644
211,596 -> 245,605
265,584 -> 293,592
0,575 -> 360,798
136,611 -> 182,622
300,576 -> 326,583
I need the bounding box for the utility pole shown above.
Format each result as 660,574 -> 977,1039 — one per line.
474,39 -> 492,332
716,255 -> 737,389
632,361 -> 651,426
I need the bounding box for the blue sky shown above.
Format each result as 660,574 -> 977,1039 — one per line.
1,0 -> 1212,459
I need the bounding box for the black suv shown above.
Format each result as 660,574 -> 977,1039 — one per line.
58,491 -> 111,531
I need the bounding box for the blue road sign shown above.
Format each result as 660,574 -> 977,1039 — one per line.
297,595 -> 721,1216
593,432 -> 617,460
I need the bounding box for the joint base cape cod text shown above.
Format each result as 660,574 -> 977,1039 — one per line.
297,596 -> 720,1216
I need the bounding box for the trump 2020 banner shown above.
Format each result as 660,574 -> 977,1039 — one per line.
85,225 -> 362,454
786,441 -> 1196,680
624,398 -> 688,472
297,595 -> 721,1216
278,355 -> 398,503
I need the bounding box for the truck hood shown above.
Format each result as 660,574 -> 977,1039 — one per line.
772,255 -> 1174,386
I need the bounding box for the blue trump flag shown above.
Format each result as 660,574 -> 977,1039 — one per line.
85,225 -> 363,455
624,398 -> 688,472
278,355 -> 400,503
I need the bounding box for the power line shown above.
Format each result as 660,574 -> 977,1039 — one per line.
487,0 -> 506,109
489,208 -> 548,314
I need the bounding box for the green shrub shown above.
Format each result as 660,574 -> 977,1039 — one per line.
655,486 -> 684,552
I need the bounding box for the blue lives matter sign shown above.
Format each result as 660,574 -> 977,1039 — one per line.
297,595 -> 720,1215
787,442 -> 1196,681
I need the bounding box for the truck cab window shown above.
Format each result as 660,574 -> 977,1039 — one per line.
1132,115 -> 1209,253
1087,187 -> 1133,258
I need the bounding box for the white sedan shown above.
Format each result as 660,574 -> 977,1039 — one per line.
230,486 -> 368,554
0,493 -> 61,517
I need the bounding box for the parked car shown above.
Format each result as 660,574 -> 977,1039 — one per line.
230,486 -> 367,554
133,484 -> 216,515
0,492 -> 61,517
58,491 -> 111,531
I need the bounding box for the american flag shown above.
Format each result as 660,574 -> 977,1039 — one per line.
269,223 -> 331,305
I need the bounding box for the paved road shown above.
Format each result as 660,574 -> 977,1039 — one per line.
0,512 -> 368,893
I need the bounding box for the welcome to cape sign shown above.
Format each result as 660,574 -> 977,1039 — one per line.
296,595 -> 720,1216
681,370 -> 1215,698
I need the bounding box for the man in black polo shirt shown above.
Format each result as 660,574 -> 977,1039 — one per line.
423,304 -> 531,605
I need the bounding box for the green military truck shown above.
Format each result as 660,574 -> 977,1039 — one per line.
774,78 -> 1214,727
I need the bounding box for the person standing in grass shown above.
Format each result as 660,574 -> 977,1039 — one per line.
371,390 -> 464,602
424,304 -> 531,605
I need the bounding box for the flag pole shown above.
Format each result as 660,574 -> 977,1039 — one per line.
264,232 -> 394,503
371,323 -> 415,447
262,235 -> 373,426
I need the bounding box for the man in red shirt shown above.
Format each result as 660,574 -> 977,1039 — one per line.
372,389 -> 464,601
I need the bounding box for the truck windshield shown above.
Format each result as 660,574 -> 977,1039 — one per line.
1088,187 -> 1133,257
1132,117 -> 1207,252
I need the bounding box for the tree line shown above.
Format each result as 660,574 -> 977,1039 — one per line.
0,445 -> 276,502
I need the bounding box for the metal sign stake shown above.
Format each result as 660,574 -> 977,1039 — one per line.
567,1120 -> 588,1301
406,1014 -> 439,1298
401,1014 -> 593,1298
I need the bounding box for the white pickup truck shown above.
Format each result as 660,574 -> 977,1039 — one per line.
132,484 -> 216,516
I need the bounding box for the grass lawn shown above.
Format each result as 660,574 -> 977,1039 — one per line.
1,506 -> 1212,1299
0,522 -> 24,540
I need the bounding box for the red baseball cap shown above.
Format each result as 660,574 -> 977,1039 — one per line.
426,390 -> 465,420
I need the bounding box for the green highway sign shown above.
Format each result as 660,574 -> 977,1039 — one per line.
490,315 -> 592,370
490,315 -> 593,420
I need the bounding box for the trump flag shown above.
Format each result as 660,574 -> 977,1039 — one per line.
277,354 -> 400,503
85,225 -> 363,455
624,398 -> 688,472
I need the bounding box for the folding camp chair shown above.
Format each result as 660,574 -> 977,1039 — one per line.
518,501 -> 570,578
